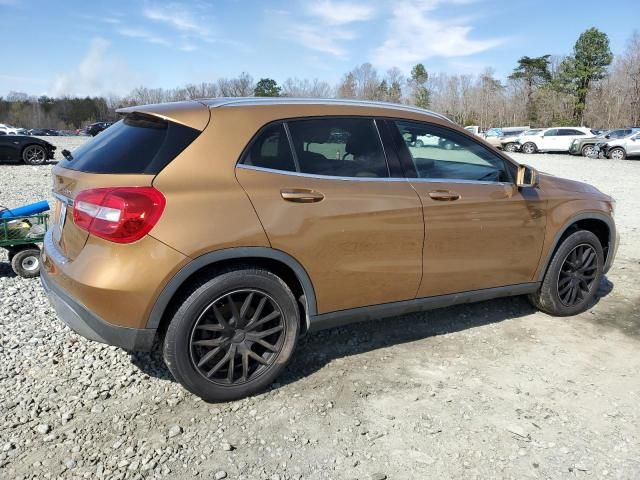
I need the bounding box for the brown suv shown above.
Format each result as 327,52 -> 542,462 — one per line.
41,98 -> 618,401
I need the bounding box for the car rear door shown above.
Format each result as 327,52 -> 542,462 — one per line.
558,129 -> 587,150
235,118 -> 424,314
388,120 -> 546,297
539,129 -> 559,150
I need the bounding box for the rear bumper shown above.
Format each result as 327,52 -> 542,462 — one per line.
41,257 -> 156,351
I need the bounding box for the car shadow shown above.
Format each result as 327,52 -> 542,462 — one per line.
0,160 -> 58,166
0,260 -> 16,278
128,277 -> 615,392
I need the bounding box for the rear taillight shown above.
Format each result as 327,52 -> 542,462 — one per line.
73,187 -> 166,244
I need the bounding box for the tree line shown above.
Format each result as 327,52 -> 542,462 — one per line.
1,28 -> 638,131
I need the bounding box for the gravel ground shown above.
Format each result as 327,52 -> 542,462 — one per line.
1,138 -> 639,480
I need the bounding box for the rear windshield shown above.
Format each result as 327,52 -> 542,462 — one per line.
61,113 -> 200,174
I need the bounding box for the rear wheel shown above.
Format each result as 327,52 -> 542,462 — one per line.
521,142 -> 537,154
608,147 -> 626,160
22,145 -> 47,165
163,268 -> 299,402
11,248 -> 41,278
528,230 -> 603,316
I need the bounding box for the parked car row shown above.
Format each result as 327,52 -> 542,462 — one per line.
471,125 -> 640,160
0,121 -> 114,138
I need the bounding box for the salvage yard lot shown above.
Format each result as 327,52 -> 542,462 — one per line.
1,138 -> 639,479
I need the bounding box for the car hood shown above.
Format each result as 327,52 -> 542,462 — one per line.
539,172 -> 608,198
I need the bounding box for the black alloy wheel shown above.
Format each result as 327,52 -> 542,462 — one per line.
22,145 -> 47,165
190,289 -> 286,385
163,268 -> 299,402
556,244 -> 598,307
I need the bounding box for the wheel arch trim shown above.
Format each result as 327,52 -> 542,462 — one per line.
537,211 -> 616,281
146,247 -> 318,330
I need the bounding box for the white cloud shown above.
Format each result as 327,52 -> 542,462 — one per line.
289,25 -> 355,58
306,0 -> 375,26
273,1 -> 376,58
50,38 -> 140,97
143,3 -> 211,37
117,26 -> 172,47
371,0 -> 503,70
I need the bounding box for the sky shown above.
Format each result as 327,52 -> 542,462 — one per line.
0,0 -> 638,98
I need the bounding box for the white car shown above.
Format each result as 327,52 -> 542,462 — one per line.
518,127 -> 594,154
0,123 -> 19,135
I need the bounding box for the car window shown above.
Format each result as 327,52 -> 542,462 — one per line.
61,113 -> 200,174
565,129 -> 586,136
287,118 -> 389,178
544,129 -> 558,136
393,120 -> 510,183
611,129 -> 630,138
241,123 -> 296,172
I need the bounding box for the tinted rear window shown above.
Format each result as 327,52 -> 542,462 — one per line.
61,113 -> 200,174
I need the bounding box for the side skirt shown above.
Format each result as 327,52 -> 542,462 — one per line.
308,282 -> 539,332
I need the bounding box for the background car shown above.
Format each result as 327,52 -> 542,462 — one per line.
0,123 -> 19,135
85,121 -> 113,136
0,134 -> 56,164
518,127 -> 594,153
28,128 -> 60,136
594,131 -> 640,159
483,127 -> 528,149
569,128 -> 640,156
501,128 -> 544,152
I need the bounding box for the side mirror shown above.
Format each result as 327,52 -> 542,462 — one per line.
516,164 -> 539,188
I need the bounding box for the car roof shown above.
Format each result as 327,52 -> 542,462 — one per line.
117,97 -> 455,130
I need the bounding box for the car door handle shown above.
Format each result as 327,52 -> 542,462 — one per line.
280,189 -> 325,203
428,190 -> 460,201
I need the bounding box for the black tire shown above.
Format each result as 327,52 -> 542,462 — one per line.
504,142 -> 518,153
608,147 -> 626,160
11,248 -> 41,278
521,142 -> 537,154
528,230 -> 603,316
581,144 -> 595,157
163,268 -> 299,402
415,139 -> 424,148
22,144 -> 47,165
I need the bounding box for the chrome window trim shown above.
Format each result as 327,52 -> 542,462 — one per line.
236,164 -> 512,186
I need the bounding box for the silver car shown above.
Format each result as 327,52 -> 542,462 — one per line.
594,131 -> 640,160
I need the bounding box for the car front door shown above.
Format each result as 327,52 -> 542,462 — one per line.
236,118 -> 424,314
626,133 -> 640,156
389,120 -> 546,298
0,136 -> 21,161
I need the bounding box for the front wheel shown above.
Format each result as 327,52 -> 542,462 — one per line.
163,268 -> 300,402
503,142 -> 518,153
608,147 -> 626,160
521,142 -> 537,154
415,139 -> 424,148
581,145 -> 595,157
22,145 -> 47,165
528,230 -> 603,316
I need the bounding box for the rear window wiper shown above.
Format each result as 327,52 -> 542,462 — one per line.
61,149 -> 73,160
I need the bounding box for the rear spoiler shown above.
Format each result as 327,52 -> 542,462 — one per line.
116,100 -> 210,131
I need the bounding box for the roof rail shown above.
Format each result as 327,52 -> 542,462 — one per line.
198,97 -> 454,124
